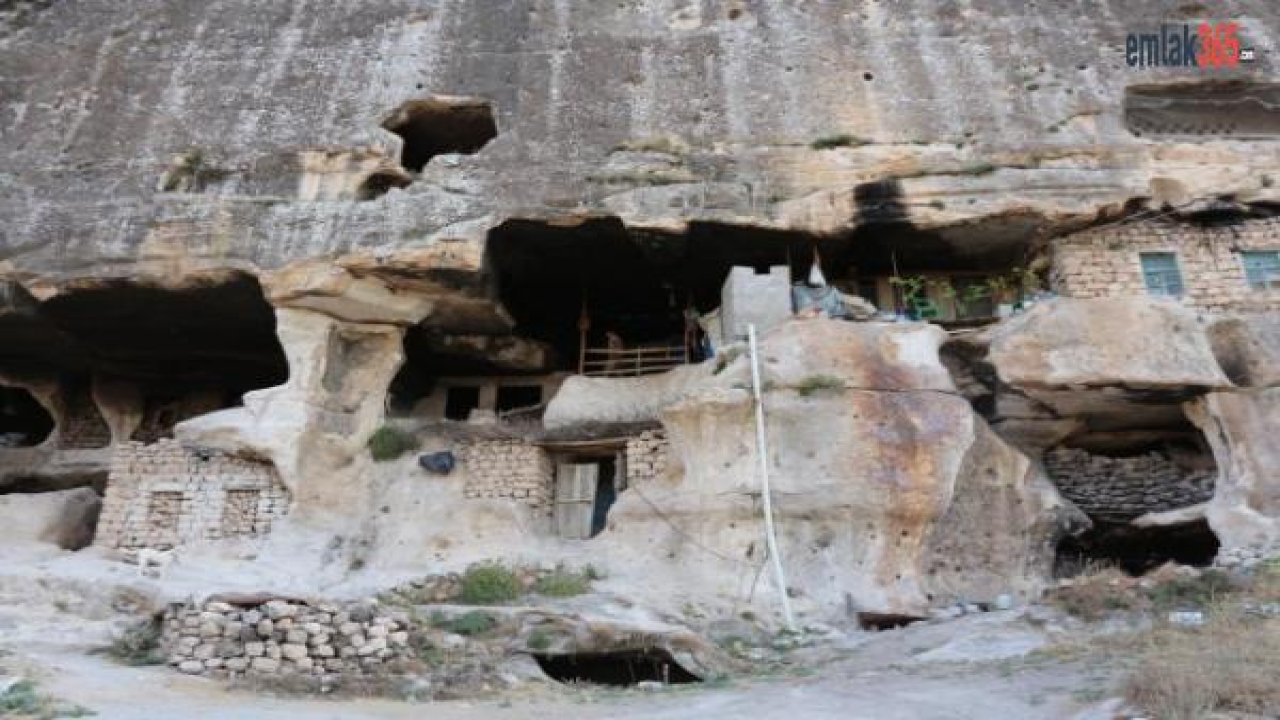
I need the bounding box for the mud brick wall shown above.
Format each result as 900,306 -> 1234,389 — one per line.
96,439 -> 289,549
1045,447 -> 1215,521
458,439 -> 552,507
625,430 -> 668,485
1051,218 -> 1280,313
163,599 -> 413,677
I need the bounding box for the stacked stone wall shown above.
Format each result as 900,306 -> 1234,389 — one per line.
458,439 -> 552,508
96,439 -> 289,549
1051,217 -> 1280,313
163,598 -> 413,678
1045,447 -> 1215,521
624,430 -> 668,486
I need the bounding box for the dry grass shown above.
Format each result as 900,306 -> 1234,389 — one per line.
1123,562 -> 1280,719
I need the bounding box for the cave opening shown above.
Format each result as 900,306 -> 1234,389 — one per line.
0,385 -> 54,448
356,168 -> 413,200
486,213 -> 1040,377
1056,520 -> 1221,577
533,649 -> 701,686
382,97 -> 498,172
33,274 -> 289,442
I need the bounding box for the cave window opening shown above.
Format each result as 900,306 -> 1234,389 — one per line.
356,169 -> 412,201
533,649 -> 700,686
0,386 -> 54,448
495,384 -> 542,414
553,454 -> 622,539
444,386 -> 481,421
36,275 -> 288,445
1055,520 -> 1220,577
382,97 -> 498,172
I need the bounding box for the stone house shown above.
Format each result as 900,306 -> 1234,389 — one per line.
1051,217 -> 1280,313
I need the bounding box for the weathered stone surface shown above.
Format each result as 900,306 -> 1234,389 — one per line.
1207,314 -> 1280,388
0,487 -> 101,550
1186,389 -> 1280,554
990,298 -> 1231,392
596,319 -> 1077,616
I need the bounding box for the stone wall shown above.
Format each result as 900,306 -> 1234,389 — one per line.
1051,218 -> 1280,313
625,430 -> 668,486
458,439 -> 552,508
96,440 -> 289,549
1045,447 -> 1215,521
162,598 -> 412,677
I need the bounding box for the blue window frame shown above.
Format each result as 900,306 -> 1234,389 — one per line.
1241,250 -> 1280,290
1139,252 -> 1184,297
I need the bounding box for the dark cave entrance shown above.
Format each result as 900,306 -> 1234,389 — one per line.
33,274 -> 289,442
0,385 -> 54,448
356,168 -> 413,201
1055,520 -> 1221,577
485,212 -> 1040,376
533,649 -> 701,686
382,97 -> 498,172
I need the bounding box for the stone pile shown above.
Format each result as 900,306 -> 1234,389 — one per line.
624,431 -> 668,485
459,440 -> 552,507
164,599 -> 414,677
1045,447 -> 1215,520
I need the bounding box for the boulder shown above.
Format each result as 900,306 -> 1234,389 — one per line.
0,487 -> 100,550
1186,389 -> 1280,554
596,319 -> 1077,617
989,298 -> 1231,391
1206,314 -> 1280,388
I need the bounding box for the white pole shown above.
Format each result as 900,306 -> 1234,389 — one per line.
747,324 -> 796,631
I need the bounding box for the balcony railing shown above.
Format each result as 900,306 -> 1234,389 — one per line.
579,345 -> 689,377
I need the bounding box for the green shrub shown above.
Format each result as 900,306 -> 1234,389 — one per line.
367,426 -> 416,461
809,134 -> 867,150
526,630 -> 552,651
794,374 -> 844,397
442,610 -> 496,636
0,681 -> 41,716
458,563 -> 521,604
104,617 -> 165,666
1147,569 -> 1238,611
533,567 -> 593,598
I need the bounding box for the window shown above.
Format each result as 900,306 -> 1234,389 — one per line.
443,385 -> 481,421
495,385 -> 542,414
1241,251 -> 1280,290
1139,252 -> 1184,296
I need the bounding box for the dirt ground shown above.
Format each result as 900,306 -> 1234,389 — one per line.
3,598 -> 1128,720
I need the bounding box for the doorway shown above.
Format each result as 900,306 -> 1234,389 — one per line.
553,454 -> 623,539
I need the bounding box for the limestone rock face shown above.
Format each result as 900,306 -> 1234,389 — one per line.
989,298 -> 1231,392
1187,389 -> 1280,553
596,320 -> 1077,616
1,2 -> 1277,291
1207,314 -> 1280,388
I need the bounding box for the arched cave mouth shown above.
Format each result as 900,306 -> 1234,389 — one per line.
382,97 -> 498,172
0,385 -> 54,447
533,649 -> 701,686
1,274 -> 288,444
1055,520 -> 1220,577
485,212 -> 1036,374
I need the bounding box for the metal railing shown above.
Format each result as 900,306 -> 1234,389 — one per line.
579,345 -> 689,377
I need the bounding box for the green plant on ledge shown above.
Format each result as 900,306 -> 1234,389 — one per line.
809,133 -> 868,150
367,426 -> 416,462
458,563 -> 522,604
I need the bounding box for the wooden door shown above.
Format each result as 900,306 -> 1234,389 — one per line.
555,463 -> 599,540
